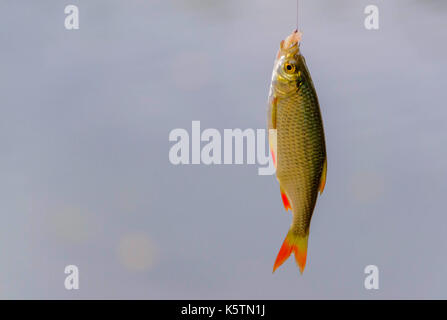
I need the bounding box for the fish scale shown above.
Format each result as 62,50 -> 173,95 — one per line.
277,84 -> 325,236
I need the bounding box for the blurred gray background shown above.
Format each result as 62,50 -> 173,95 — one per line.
0,0 -> 446,299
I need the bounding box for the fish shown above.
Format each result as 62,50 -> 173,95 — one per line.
267,30 -> 327,274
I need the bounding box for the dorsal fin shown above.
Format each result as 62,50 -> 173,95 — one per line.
319,158 -> 327,194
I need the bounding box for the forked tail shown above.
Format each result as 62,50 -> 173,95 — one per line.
273,229 -> 309,274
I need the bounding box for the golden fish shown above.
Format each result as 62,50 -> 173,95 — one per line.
268,30 -> 327,274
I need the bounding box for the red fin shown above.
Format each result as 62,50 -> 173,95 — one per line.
273,231 -> 309,274
273,235 -> 293,273
268,128 -> 277,169
280,188 -> 291,211
319,158 -> 327,194
293,240 -> 308,274
271,149 -> 276,167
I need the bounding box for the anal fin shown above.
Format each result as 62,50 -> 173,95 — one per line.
280,186 -> 292,211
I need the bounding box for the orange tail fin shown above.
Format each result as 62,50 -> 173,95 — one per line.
273,230 -> 309,274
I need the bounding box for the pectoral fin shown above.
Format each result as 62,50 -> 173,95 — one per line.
267,96 -> 278,168
269,96 -> 277,130
268,129 -> 277,169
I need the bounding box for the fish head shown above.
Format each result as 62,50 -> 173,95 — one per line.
271,30 -> 307,97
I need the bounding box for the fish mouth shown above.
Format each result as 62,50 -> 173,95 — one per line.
280,30 -> 302,55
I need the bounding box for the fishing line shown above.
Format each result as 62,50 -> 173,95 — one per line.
296,0 -> 299,31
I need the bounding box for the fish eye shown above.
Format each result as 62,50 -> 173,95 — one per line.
284,63 -> 296,74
